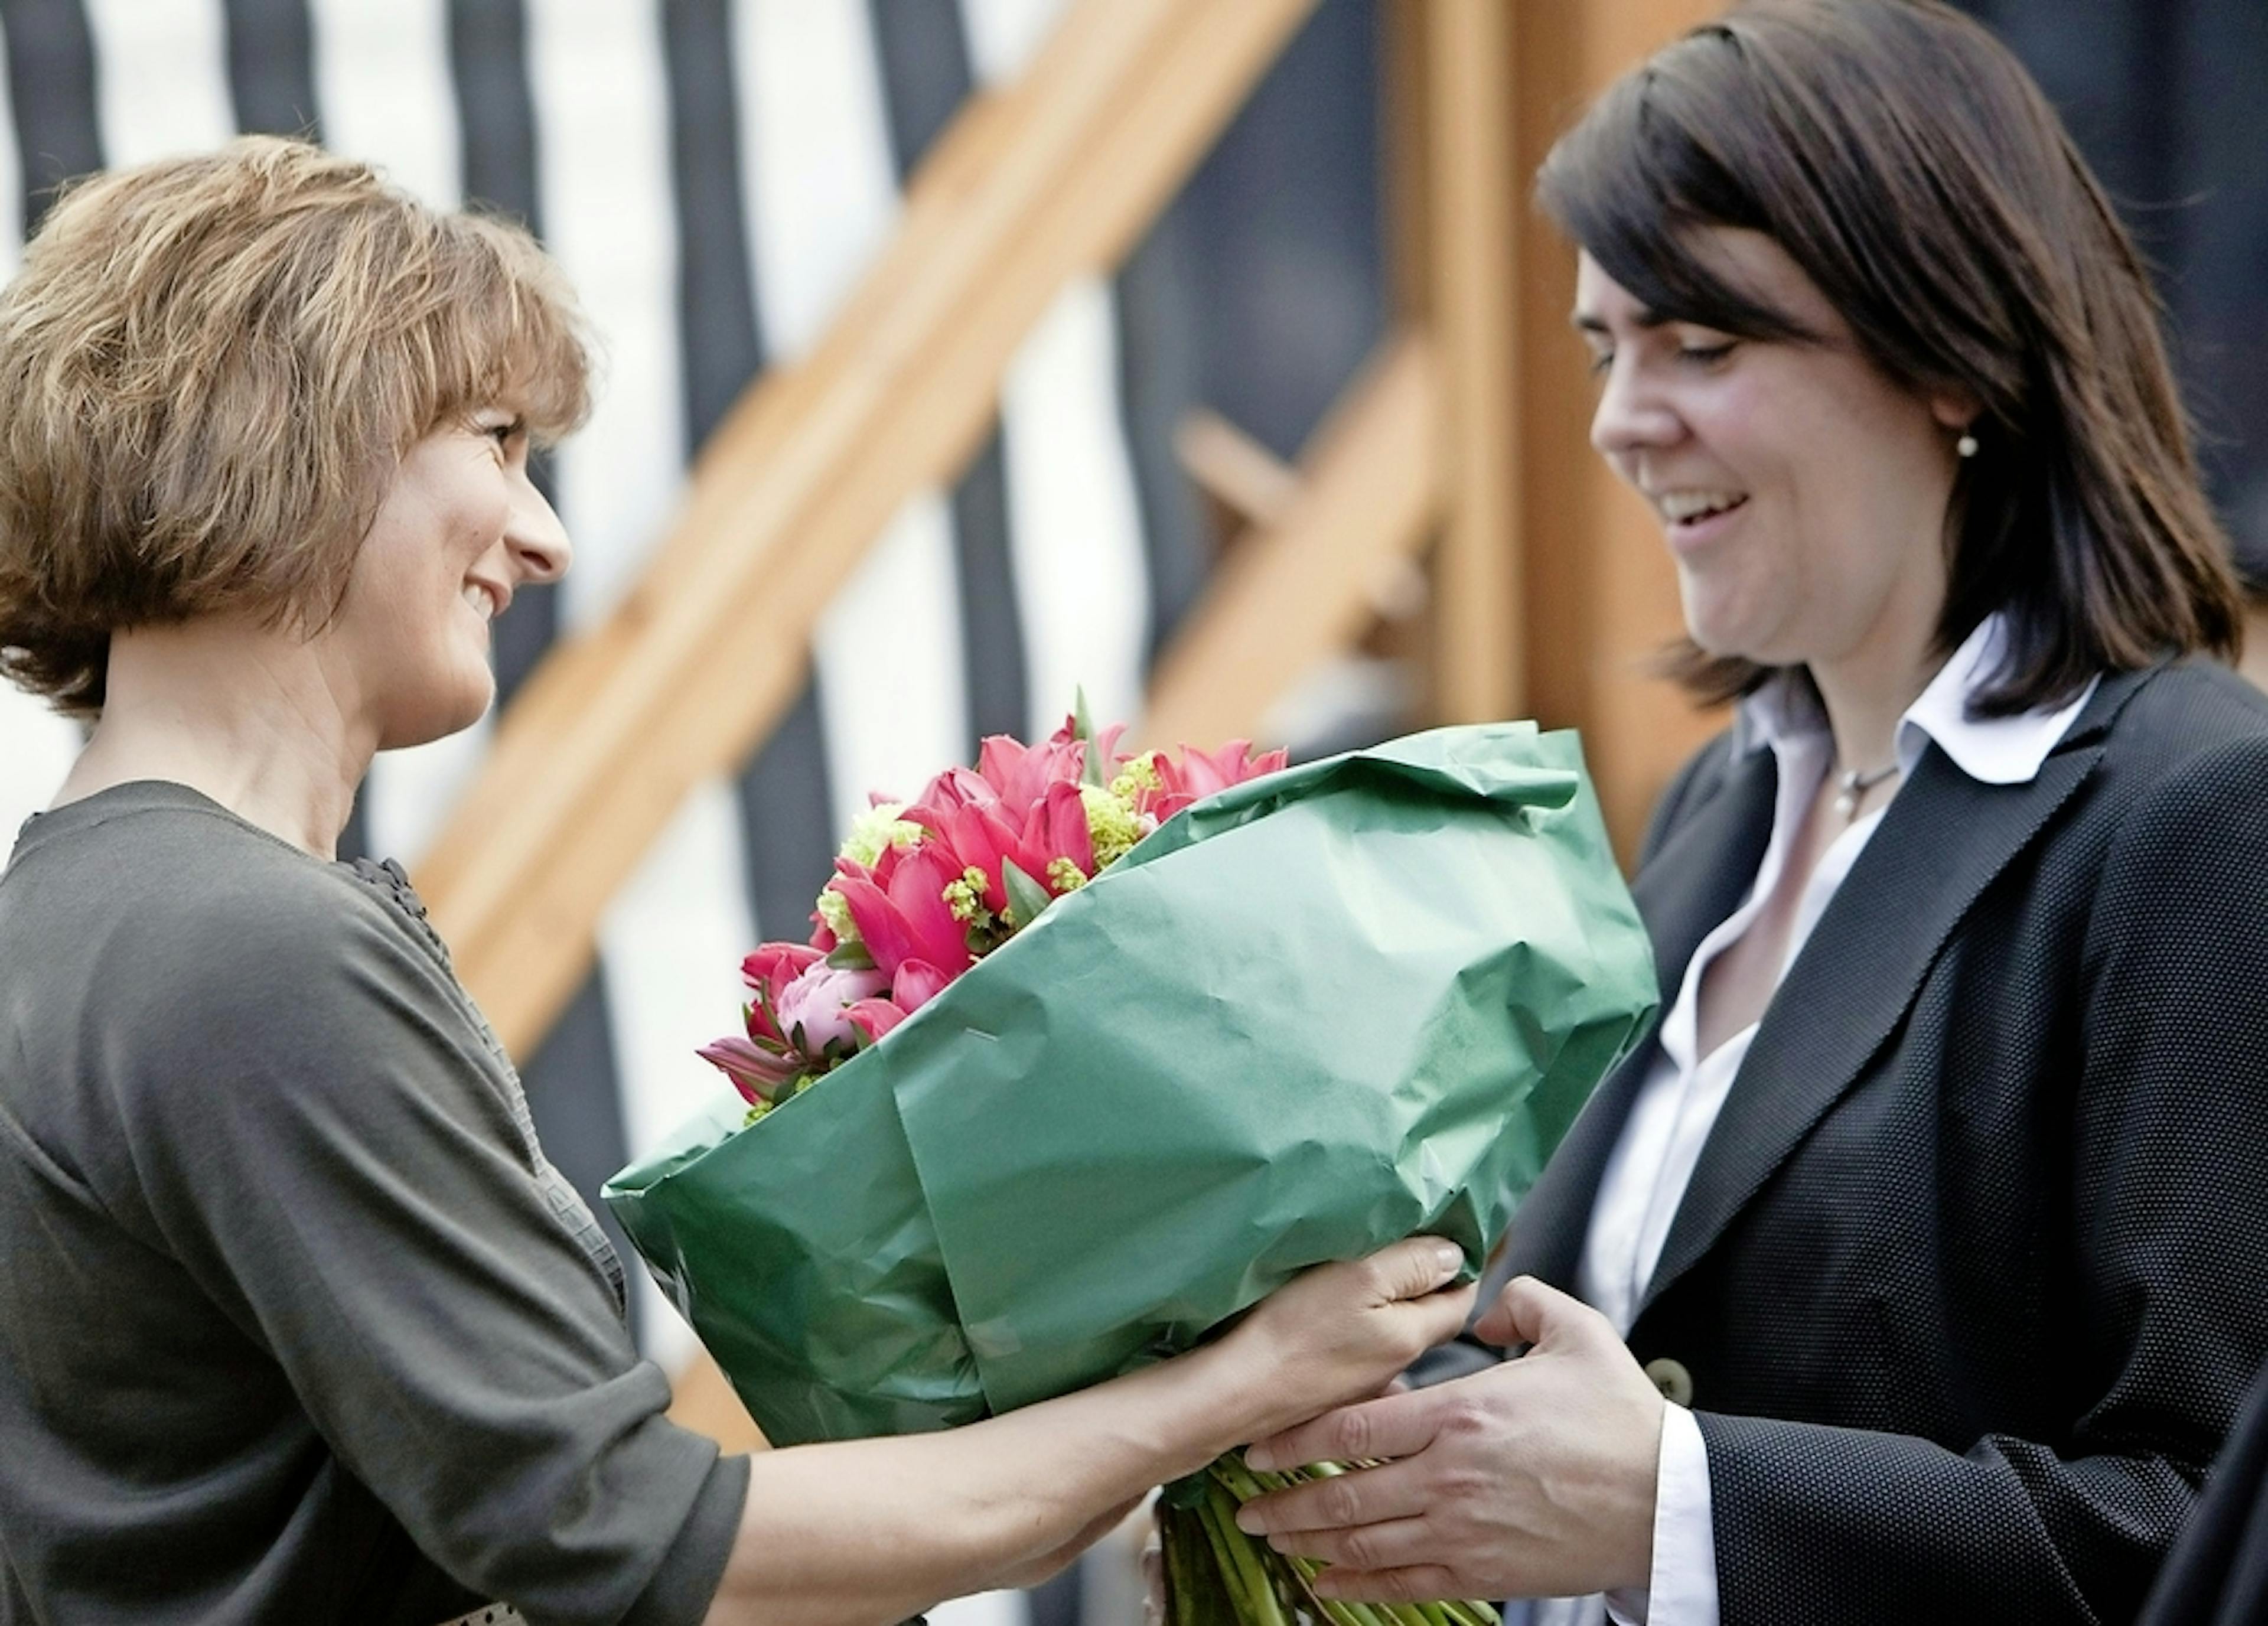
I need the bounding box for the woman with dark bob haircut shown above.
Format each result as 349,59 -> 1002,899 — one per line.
1234,3 -> 2268,1622
0,138 -> 1477,1624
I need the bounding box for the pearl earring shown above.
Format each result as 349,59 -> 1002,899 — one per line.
1956,432 -> 1979,459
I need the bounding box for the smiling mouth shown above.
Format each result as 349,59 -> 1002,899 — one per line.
1657,491 -> 1750,530
462,584 -> 504,621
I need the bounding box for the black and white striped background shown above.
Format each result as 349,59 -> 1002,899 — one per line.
0,0 -> 1384,1472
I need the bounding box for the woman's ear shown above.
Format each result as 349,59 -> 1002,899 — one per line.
1928,390 -> 1983,434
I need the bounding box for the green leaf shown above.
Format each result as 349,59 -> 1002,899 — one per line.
1002,859 -> 1054,930
826,940 -> 876,971
1074,686 -> 1105,786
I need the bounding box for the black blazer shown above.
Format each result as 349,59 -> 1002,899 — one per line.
2136,1362 -> 2268,1626
1500,660 -> 2268,1623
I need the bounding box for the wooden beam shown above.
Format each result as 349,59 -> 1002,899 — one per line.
413,0 -> 1324,1058
1423,0 -> 1523,725
1141,333 -> 1443,751
1174,408 -> 1301,531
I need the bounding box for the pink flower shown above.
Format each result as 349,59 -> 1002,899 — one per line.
907,774 -> 1095,909
1135,739 -> 1288,823
891,958 -> 953,1013
739,941 -> 826,1047
773,960 -> 889,1054
844,998 -> 907,1045
696,1034 -> 804,1106
841,958 -> 954,1048
974,729 -> 1089,819
832,843 -> 976,981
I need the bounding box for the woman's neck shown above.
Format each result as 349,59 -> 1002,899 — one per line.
54,618 -> 374,858
1804,594 -> 1956,780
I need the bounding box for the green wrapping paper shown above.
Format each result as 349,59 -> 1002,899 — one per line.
604,722 -> 1657,1446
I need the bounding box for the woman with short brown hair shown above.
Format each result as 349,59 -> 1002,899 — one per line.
1234,4 -> 2268,1621
0,138 -> 1474,1625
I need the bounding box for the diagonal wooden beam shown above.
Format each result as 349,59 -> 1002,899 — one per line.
1139,332 -> 1443,751
414,0 -> 1324,1059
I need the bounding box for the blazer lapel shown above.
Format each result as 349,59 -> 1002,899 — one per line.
1497,742 -> 1780,1292
1632,685 -> 2136,1319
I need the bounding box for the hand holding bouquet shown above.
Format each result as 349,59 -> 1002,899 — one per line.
607,712 -> 1657,1625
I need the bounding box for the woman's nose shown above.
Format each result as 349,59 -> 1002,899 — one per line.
507,479 -> 572,583
1589,359 -> 1684,460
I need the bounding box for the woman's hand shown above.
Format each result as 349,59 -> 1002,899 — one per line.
1223,1237 -> 1475,1443
1232,1276 -> 1663,1602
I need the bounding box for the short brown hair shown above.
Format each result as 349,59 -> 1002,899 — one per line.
1538,0 -> 2243,714
0,135 -> 592,716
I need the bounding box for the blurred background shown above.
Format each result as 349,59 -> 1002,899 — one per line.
0,2 -> 2260,1622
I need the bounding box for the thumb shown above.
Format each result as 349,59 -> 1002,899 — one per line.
1368,1236 -> 1471,1304
1471,1273 -> 1595,1349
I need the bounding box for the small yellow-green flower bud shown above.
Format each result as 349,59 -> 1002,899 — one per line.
1080,783 -> 1143,871
1109,753 -> 1164,801
943,868 -> 995,927
815,886 -> 859,946
1047,856 -> 1089,894
839,801 -> 924,869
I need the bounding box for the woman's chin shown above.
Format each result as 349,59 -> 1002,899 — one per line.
378,692 -> 494,752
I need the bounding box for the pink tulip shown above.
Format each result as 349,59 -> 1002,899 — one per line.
832,843 -> 976,981
739,941 -> 825,1046
845,996 -> 907,1045
907,774 -> 1095,909
1135,741 -> 1289,823
840,955 -> 956,1048
975,729 -> 1089,819
697,1034 -> 804,1106
892,958 -> 953,1014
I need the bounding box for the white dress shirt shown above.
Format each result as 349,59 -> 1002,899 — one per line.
1528,617 -> 2096,1626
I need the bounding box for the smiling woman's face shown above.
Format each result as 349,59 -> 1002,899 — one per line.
1577,227 -> 1969,676
324,409 -> 571,750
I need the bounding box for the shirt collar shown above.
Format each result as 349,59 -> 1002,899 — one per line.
1731,614 -> 2098,787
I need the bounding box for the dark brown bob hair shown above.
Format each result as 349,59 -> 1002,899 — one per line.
1538,0 -> 2241,713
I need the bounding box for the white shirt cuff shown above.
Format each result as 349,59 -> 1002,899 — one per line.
1606,1403 -> 1719,1626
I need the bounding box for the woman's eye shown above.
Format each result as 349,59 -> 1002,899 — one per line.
1585,350 -> 1615,377
1677,341 -> 1736,367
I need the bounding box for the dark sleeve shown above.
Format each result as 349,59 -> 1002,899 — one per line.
1697,734 -> 2268,1624
2138,1362 -> 2268,1626
116,882 -> 748,1625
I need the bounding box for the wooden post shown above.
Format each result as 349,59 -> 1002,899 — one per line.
1421,0 -> 1523,726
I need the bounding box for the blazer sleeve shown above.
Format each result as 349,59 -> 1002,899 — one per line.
1693,734 -> 2268,1624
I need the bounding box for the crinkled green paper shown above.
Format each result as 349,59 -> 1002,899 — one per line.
604,723 -> 1656,1446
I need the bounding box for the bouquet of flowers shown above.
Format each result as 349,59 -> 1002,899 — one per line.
693,703 -> 1285,1117
604,709 -> 1657,1625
